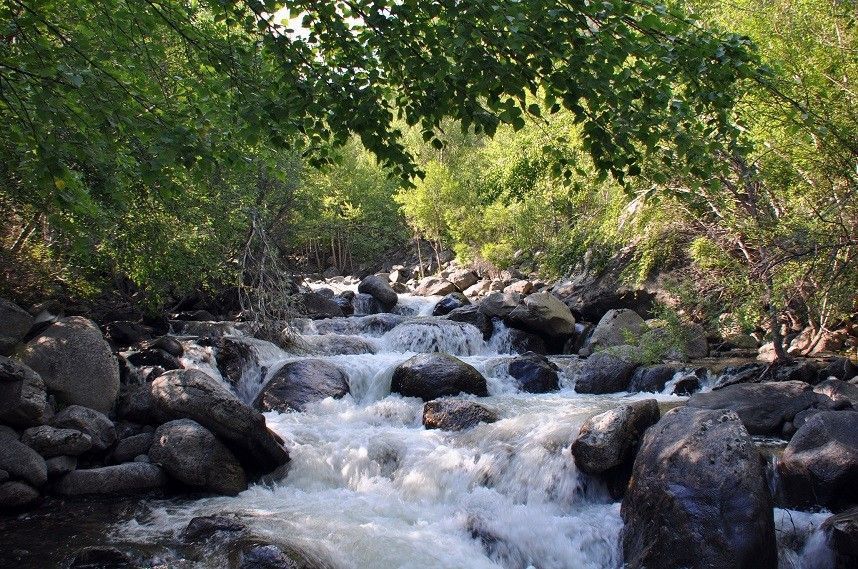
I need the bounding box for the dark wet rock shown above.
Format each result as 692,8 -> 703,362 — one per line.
818,358 -> 858,384
21,425 -> 92,457
150,335 -> 184,357
0,428 -> 47,486
391,353 -> 488,401
149,419 -> 247,495
213,336 -> 257,387
0,481 -> 39,509
104,321 -> 151,347
778,411 -> 858,512
176,310 -> 216,322
353,293 -> 383,315
716,359 -> 819,389
240,544 -> 297,569
112,432 -> 155,463
583,309 -> 645,354
183,515 -> 246,541
422,399 -> 498,431
68,546 -> 134,568
303,334 -> 377,356
22,316 -> 120,413
311,313 -> 404,336
814,379 -> 858,409
315,287 -> 335,299
621,407 -> 777,569
627,365 -> 677,393
297,292 -> 344,319
823,507 -> 858,569
506,328 -> 546,355
508,352 -> 559,393
358,274 -> 398,309
0,356 -> 50,428
0,469 -> 6,483
45,455 -> 77,476
56,463 -> 167,495
116,382 -> 157,424
332,294 -> 355,316
575,346 -> 641,394
0,297 -> 33,355
126,348 -> 182,371
254,359 -> 350,413
506,292 -> 576,338
687,380 -> 831,437
479,291 -> 520,319
169,320 -> 243,339
150,369 -> 289,474
672,373 -> 702,396
572,399 -> 660,475
432,292 -> 470,316
445,305 -> 493,340
52,405 -> 117,451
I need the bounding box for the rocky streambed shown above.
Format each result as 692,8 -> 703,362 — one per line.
0,277 -> 856,568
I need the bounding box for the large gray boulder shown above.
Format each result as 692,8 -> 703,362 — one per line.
571,399 -> 660,475
150,369 -> 289,474
575,346 -> 641,394
112,432 -> 154,463
0,481 -> 40,509
506,292 -> 576,337
0,356 -> 50,427
0,429 -> 47,487
22,316 -> 120,413
254,359 -> 350,413
149,419 -> 247,495
778,411 -> 858,512
478,291 -> 520,318
448,269 -> 479,291
56,462 -> 167,495
391,353 -> 488,401
52,405 -> 116,451
422,399 -> 498,431
0,298 -> 33,355
22,425 -> 92,457
507,352 -> 560,393
297,292 -> 344,319
621,407 -> 777,569
358,274 -> 398,309
687,380 -> 830,436
415,276 -> 458,297
583,309 -> 646,355
814,379 -> 858,409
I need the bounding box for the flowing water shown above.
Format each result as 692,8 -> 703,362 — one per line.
0,292 -> 835,568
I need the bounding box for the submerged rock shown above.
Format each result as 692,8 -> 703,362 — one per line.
778,411 -> 858,512
183,515 -> 246,541
254,359 -> 350,413
391,353 -> 488,401
56,463 -> 167,495
150,369 -> 289,474
422,399 -> 498,431
621,407 -> 777,569
240,544 -> 297,569
149,419 -> 247,495
507,352 -> 559,393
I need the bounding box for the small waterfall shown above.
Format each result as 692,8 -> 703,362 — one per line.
381,318 -> 487,356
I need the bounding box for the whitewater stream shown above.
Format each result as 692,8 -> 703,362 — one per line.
0,291 -> 835,568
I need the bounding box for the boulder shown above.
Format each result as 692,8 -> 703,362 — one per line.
296,292 -> 344,319
150,335 -> 184,357
818,358 -> 858,384
463,280 -> 492,298
358,274 -> 398,309
0,297 -> 33,355
682,323 -> 709,359
504,280 -> 533,295
506,292 -> 576,337
444,305 -> 493,340
687,380 -> 830,436
389,266 -> 410,284
432,292 -> 470,316
254,359 -> 350,413
583,309 -> 645,354
21,425 -> 92,457
103,321 -> 151,348
149,369 -> 289,474
415,276 -> 458,297
422,399 -> 498,431
0,480 -> 39,509
56,462 -> 167,495
506,328 -> 546,355
126,348 -> 182,371
571,399 -> 660,475
52,405 -> 116,451
183,515 -> 246,541
112,432 -> 154,463
627,365 -> 677,393
149,419 -> 247,495
778,411 -> 858,512
823,507 -> 858,569
814,379 -> 858,409
353,293 -> 383,315
448,269 -> 479,291
45,455 -> 77,477
507,353 -> 560,393
575,346 -> 641,394
0,356 -> 50,427
68,546 -> 134,569
213,335 -> 255,387
478,291 -> 520,319
303,335 -> 377,356
621,407 -> 777,569
0,428 -> 48,486
391,353 -> 488,401
240,545 -> 297,569
22,316 -> 120,413
116,382 -> 157,424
